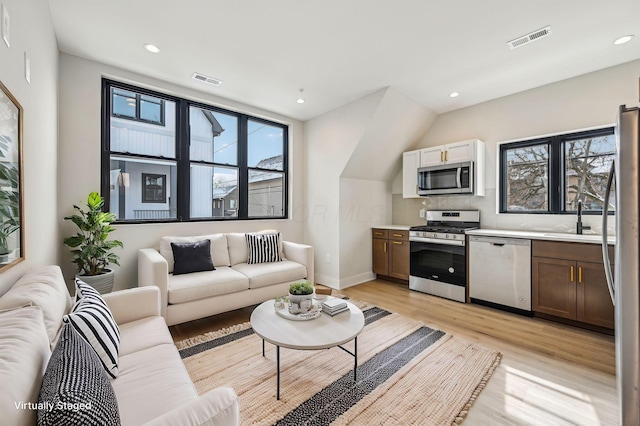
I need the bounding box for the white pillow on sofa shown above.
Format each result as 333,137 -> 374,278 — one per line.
0,265 -> 73,345
0,306 -> 51,426
160,234 -> 230,273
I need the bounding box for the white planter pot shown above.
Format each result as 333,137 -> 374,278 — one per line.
288,292 -> 313,313
76,269 -> 114,294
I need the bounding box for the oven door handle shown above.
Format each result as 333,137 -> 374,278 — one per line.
410,237 -> 465,246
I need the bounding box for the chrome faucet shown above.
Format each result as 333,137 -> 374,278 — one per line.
576,200 -> 591,235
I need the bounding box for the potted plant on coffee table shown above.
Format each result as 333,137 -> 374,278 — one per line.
288,280 -> 314,313
64,192 -> 123,294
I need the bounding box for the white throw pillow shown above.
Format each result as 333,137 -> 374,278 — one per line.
0,306 -> 51,426
0,265 -> 73,345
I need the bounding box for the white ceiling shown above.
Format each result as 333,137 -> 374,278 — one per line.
48,0 -> 640,121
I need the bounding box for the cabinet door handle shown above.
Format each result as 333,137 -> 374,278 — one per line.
578,266 -> 583,283
444,150 -> 448,162
440,151 -> 444,162
570,265 -> 575,282
384,242 -> 387,253
392,241 -> 403,245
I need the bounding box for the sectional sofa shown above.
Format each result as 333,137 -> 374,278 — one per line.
0,265 -> 239,425
138,232 -> 314,326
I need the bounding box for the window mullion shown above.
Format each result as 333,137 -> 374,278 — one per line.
238,116 -> 249,219
176,100 -> 191,221
549,137 -> 562,213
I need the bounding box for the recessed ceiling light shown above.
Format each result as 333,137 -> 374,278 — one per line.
297,89 -> 305,104
449,92 -> 459,98
143,43 -> 160,53
614,35 -> 634,45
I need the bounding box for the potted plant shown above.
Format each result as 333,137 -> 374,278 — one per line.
64,192 -> 123,294
288,280 -> 314,313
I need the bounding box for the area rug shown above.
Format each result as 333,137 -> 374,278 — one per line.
176,302 -> 501,425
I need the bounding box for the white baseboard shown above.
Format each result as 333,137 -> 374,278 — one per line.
339,272 -> 376,290
315,272 -> 375,290
314,273 -> 340,289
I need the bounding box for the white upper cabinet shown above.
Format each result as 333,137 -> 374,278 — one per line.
420,139 -> 481,166
402,149 -> 421,198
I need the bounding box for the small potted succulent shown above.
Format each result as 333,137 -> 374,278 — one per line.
288,280 -> 314,313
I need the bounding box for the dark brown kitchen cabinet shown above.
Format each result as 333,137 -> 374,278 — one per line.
372,229 -> 409,282
532,240 -> 614,330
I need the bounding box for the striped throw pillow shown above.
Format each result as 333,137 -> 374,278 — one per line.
246,232 -> 282,264
63,279 -> 120,378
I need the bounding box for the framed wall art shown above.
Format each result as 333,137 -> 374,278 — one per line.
0,81 -> 24,272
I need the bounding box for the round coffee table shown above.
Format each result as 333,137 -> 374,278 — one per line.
250,297 -> 365,400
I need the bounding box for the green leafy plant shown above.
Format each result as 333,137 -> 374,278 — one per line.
289,280 -> 313,295
0,135 -> 19,255
64,192 -> 123,276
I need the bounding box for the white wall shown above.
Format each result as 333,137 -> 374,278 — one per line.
0,0 -> 59,294
58,53 -> 306,290
306,87 -> 435,288
338,178 -> 390,286
393,60 -> 640,233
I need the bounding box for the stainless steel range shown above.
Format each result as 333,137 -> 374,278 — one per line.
409,210 -> 480,303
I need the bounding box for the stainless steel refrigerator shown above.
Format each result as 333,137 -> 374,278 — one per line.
602,105 -> 640,425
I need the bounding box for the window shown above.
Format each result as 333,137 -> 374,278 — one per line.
142,174 -> 166,203
102,80 -> 288,222
112,88 -> 165,125
499,127 -> 615,214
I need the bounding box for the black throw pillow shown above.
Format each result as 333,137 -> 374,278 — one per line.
171,239 -> 216,275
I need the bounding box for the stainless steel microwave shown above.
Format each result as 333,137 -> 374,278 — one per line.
417,161 -> 474,196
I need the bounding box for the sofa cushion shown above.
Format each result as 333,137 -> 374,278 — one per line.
227,233 -> 248,266
168,267 -> 249,304
118,316 -> 174,357
232,260 -> 307,289
38,323 -> 120,426
112,344 -> 198,426
64,279 -> 120,378
0,306 -> 50,426
246,232 -> 282,264
171,239 -> 215,275
0,265 -> 72,344
160,234 -> 230,273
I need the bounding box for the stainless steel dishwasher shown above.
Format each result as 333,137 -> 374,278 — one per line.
468,235 -> 532,314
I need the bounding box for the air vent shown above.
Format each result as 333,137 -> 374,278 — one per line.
507,25 -> 552,49
191,72 -> 222,86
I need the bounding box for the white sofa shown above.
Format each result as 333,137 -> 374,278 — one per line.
0,265 -> 239,426
138,232 -> 314,326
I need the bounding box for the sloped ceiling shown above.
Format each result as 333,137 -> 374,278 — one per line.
341,88 -> 436,181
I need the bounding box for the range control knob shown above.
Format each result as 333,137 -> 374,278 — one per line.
432,233 -> 437,238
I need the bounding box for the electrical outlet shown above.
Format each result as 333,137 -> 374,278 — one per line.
419,208 -> 426,218
325,253 -> 331,263
1,4 -> 9,48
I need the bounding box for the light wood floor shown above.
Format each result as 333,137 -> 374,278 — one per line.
170,279 -> 618,425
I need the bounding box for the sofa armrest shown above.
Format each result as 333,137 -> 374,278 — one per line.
283,241 -> 314,284
142,387 -> 239,426
102,287 -> 161,325
138,248 -> 169,319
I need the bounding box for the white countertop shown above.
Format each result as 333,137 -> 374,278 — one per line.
466,229 -> 615,245
372,224 -> 413,231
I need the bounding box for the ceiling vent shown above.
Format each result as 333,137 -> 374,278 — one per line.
192,72 -> 222,86
507,25 -> 552,49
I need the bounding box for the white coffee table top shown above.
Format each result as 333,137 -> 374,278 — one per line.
250,297 -> 365,350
